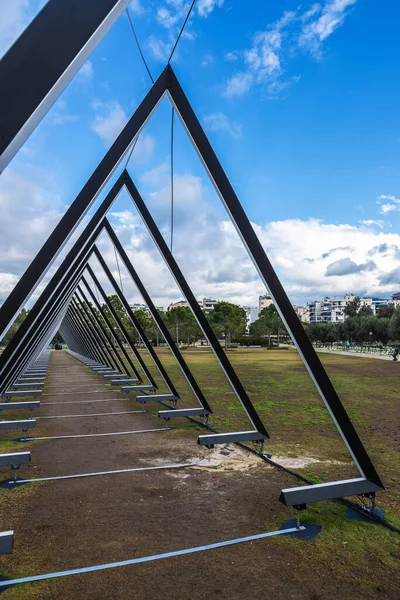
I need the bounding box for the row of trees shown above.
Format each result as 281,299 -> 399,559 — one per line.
249,305 -> 286,345
3,294 -> 400,350
100,296 -> 248,349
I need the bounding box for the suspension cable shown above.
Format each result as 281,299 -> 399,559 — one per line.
124,135 -> 139,169
124,8 -> 154,170
126,8 -> 154,83
170,107 -> 175,252
168,0 -> 197,63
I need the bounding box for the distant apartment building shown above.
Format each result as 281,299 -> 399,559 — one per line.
199,298 -> 218,313
130,303 -> 150,313
392,292 -> 400,305
130,303 -> 164,315
307,294 -> 390,323
242,306 -> 259,332
259,293 -> 273,313
167,300 -> 189,310
294,305 -> 310,323
167,298 -> 219,313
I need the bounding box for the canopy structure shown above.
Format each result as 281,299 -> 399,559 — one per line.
0,1 -> 383,509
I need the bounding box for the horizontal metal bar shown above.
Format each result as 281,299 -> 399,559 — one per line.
159,408 -> 211,419
9,458 -> 207,484
0,452 -> 31,467
3,390 -> 42,398
25,427 -> 171,441
136,394 -> 178,403
41,398 -> 133,406
121,386 -> 157,392
0,526 -> 304,586
38,410 -> 144,420
198,431 -> 267,447
0,402 -> 40,411
111,379 -> 140,385
0,531 -> 14,556
12,383 -> 44,388
279,478 -> 384,506
0,420 -> 36,431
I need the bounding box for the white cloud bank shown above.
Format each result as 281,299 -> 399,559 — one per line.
1,164 -> 400,310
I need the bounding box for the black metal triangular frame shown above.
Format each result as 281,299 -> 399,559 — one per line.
0,65 -> 383,506
0,213 -> 212,418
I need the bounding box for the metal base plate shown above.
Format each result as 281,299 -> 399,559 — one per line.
279,519 -> 322,541
0,478 -> 29,490
346,507 -> 385,522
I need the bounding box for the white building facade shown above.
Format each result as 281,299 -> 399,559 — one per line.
307,294 -> 390,323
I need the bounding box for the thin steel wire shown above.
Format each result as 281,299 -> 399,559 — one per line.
126,8 -> 154,83
170,107 -> 175,252
168,0 -> 197,63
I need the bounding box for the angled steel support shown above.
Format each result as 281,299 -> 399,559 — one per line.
122,172 -> 267,440
80,275 -> 141,380
102,224 -> 212,414
163,66 -> 384,499
0,70 -> 168,338
74,288 -> 127,373
0,0 -> 132,172
84,263 -> 157,387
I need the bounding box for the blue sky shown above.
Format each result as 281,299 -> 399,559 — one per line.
1,0 -> 400,309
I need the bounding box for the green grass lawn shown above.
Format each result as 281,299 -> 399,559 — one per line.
128,347 -> 399,521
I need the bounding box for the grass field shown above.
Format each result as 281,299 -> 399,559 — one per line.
135,347 -> 399,506
0,347 -> 398,598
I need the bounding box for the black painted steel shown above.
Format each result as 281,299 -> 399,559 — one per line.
0,70 -> 167,338
75,286 -> 127,373
102,223 -> 212,413
80,274 -> 141,380
84,264 -> 156,386
122,171 -> 267,437
164,66 -> 383,492
0,57 -> 383,504
92,247 -> 175,394
0,0 -> 130,171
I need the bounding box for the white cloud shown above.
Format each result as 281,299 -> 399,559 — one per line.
0,166 -> 64,303
91,101 -> 129,145
378,194 -> 400,203
50,99 -> 79,125
380,203 -> 399,215
129,0 -> 144,15
299,0 -> 357,58
204,112 -> 242,139
223,1 -> 357,98
376,193 -> 400,215
201,53 -> 214,67
197,0 -> 224,17
2,163 -> 400,310
77,60 -> 93,80
360,220 -> 384,229
129,135 -> 155,164
0,0 -> 34,57
224,51 -> 240,62
223,72 -> 253,99
101,171 -> 400,308
147,36 -> 172,61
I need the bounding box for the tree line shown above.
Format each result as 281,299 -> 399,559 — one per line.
3,295 -> 400,350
